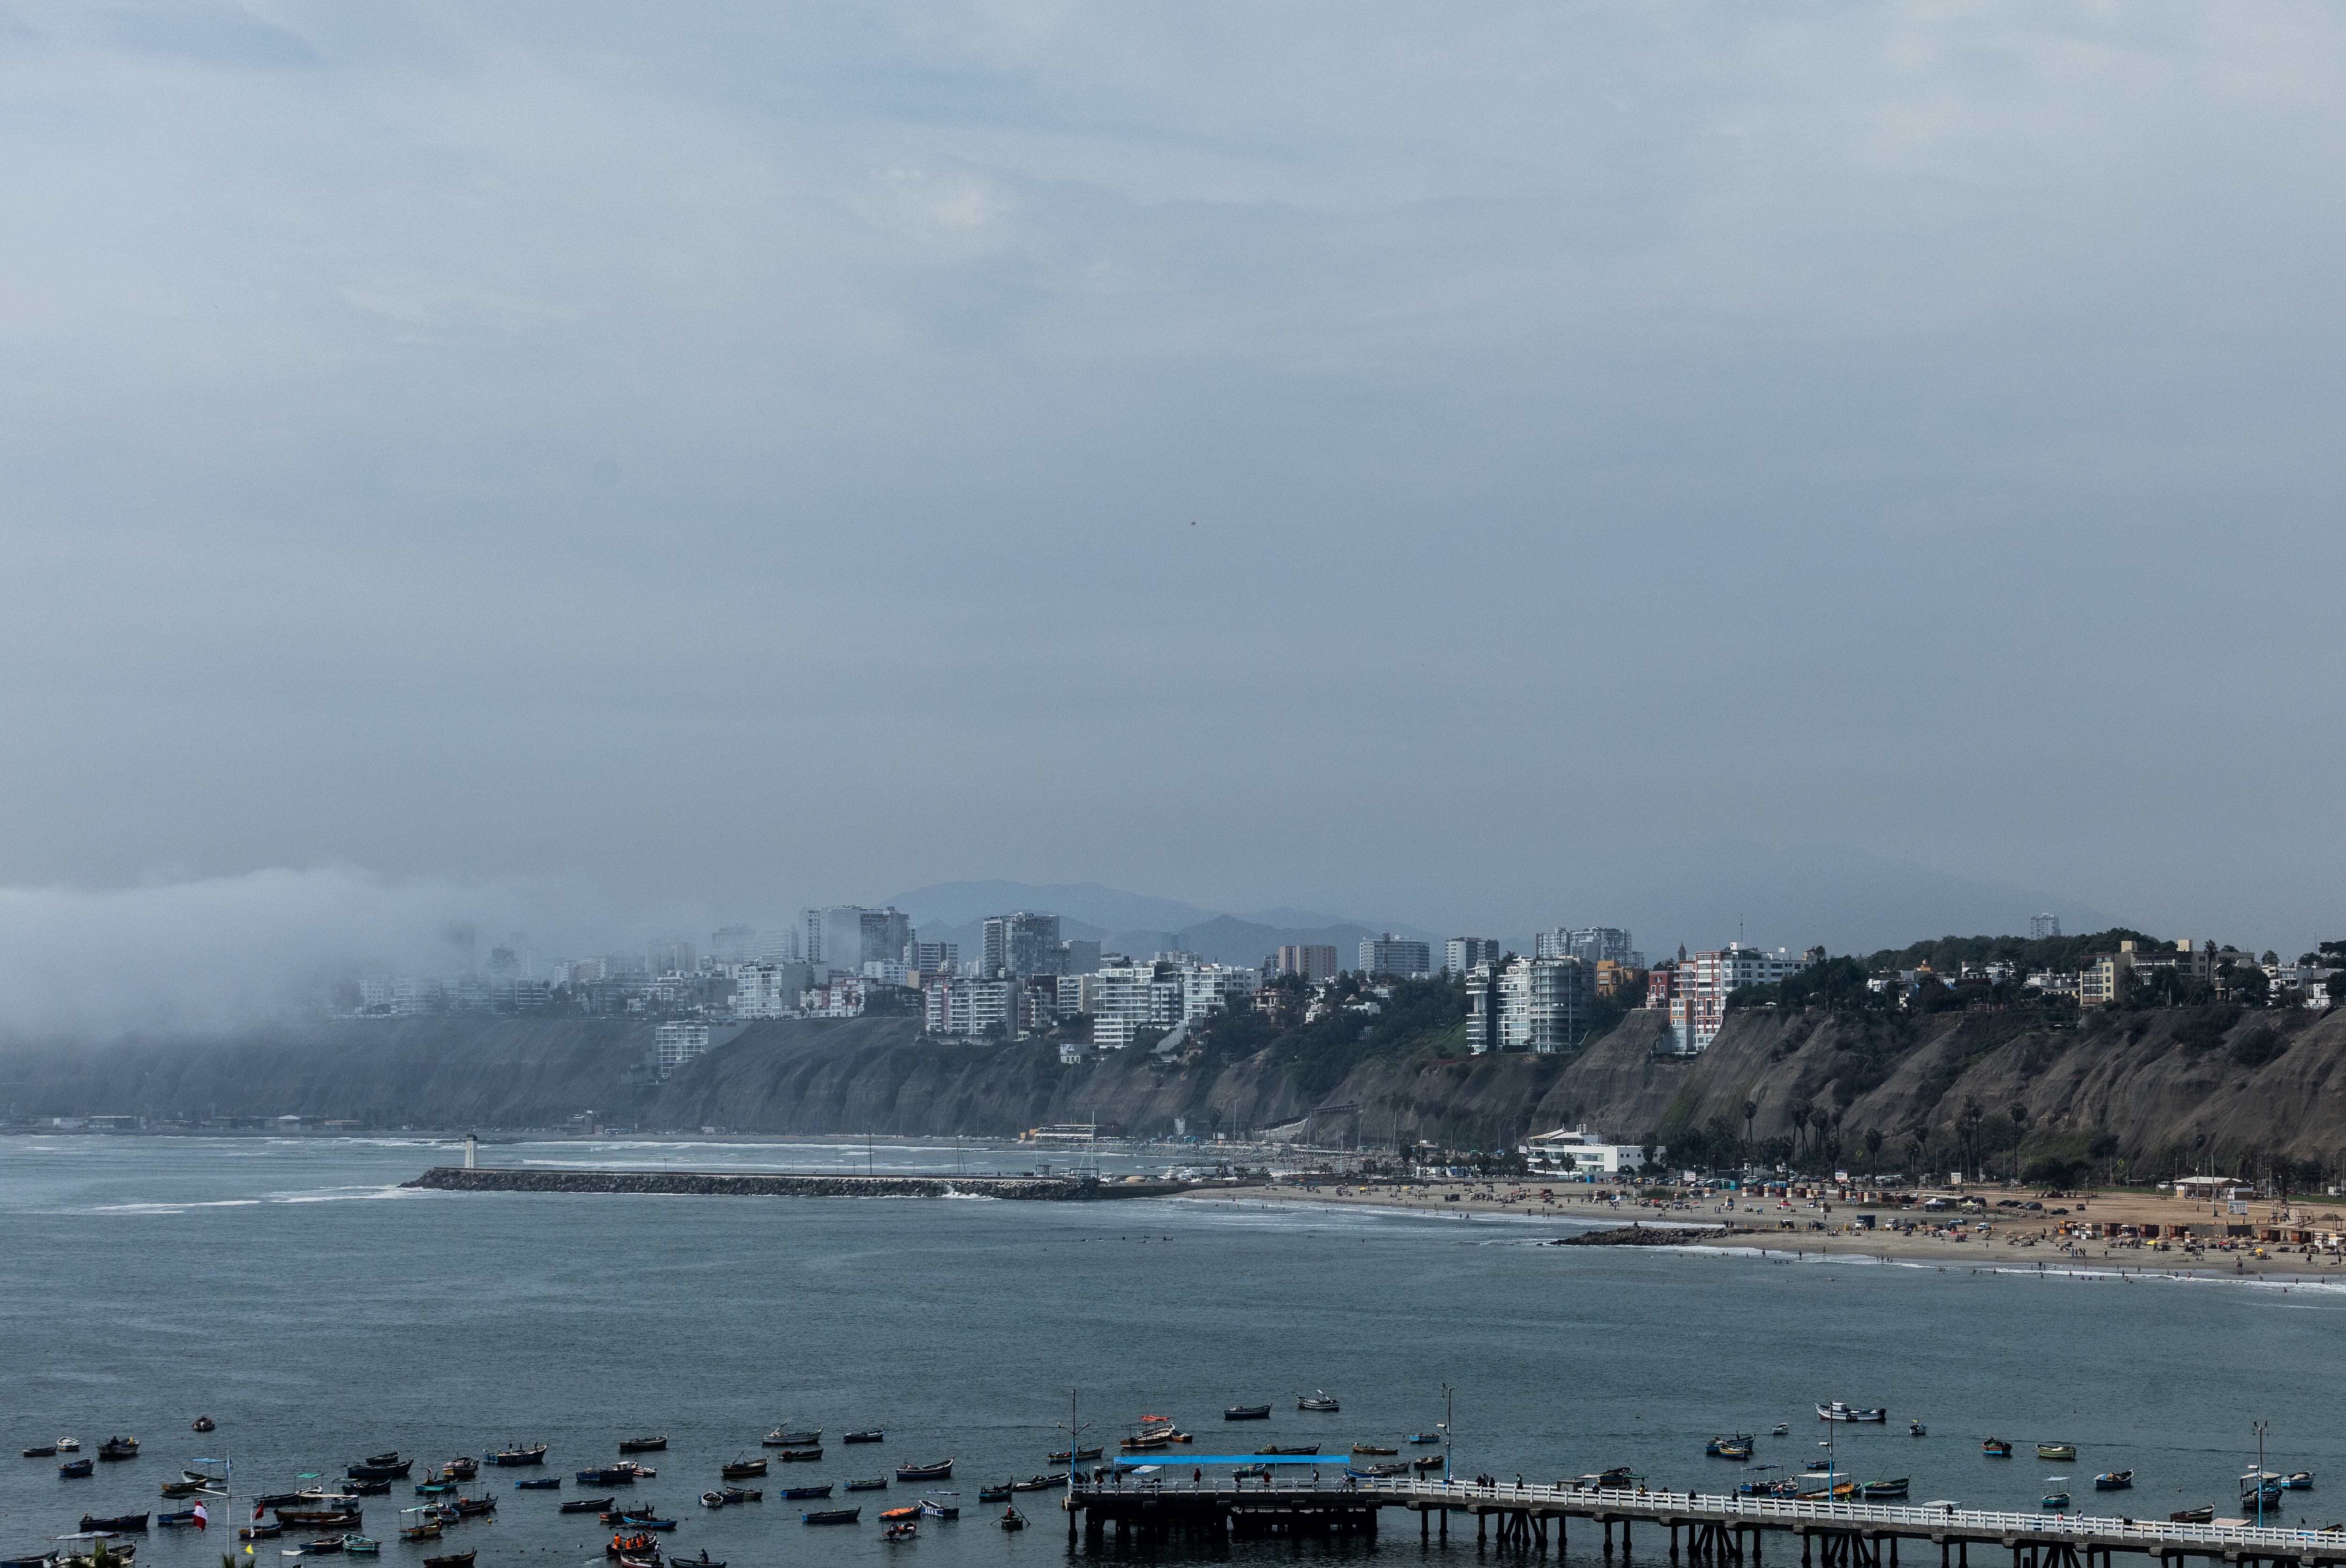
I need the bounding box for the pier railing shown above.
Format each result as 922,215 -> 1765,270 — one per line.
1070,1475 -> 2342,1555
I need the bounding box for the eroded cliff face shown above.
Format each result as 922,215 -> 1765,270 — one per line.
6,1003 -> 2341,1172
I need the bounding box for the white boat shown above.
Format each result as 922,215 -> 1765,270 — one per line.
1297,1392 -> 1341,1413
1817,1403 -> 1887,1423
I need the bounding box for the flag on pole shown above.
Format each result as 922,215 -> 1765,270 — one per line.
191,1505 -> 208,1531
252,1503 -> 265,1521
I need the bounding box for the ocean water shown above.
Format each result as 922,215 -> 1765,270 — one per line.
3,1136 -> 2342,1568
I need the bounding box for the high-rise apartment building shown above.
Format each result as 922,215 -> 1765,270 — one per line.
1358,934 -> 1432,978
1466,957 -> 1593,1053
922,975 -> 1023,1037
647,937 -> 697,975
800,906 -> 912,977
982,912 -> 1065,978
1275,945 -> 1339,983
1646,944 -> 1815,1052
710,924 -> 760,965
655,1020 -> 710,1079
1445,936 -> 1501,976
910,941 -> 959,974
1535,927 -> 1643,968
1090,959 -> 1186,1049
2031,913 -> 2063,940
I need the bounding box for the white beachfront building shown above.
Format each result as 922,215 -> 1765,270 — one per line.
1520,1126 -> 1653,1176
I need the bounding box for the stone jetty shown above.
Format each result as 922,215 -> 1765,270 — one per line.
404,1165 -> 1193,1200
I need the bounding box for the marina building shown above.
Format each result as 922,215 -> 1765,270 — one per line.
1520,1126 -> 1652,1175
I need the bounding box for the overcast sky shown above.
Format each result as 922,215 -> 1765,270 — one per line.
2,1 -> 2340,1002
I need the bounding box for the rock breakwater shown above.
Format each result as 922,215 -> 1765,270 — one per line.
404,1165 -> 1195,1201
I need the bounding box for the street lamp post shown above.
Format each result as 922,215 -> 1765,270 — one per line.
2254,1422 -> 2269,1526
1441,1384 -> 1455,1484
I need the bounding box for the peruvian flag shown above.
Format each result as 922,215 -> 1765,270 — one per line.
191,1505 -> 208,1531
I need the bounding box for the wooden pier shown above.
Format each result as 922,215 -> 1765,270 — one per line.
1066,1478 -> 2346,1567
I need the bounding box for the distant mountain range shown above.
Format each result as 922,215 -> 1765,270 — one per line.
886,880 -> 1440,969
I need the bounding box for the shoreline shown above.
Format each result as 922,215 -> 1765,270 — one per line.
1188,1181 -> 2346,1284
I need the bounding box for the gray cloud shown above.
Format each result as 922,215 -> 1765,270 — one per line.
0,3 -> 2338,959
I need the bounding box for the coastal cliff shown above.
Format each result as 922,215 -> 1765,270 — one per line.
6,1001 -> 2342,1176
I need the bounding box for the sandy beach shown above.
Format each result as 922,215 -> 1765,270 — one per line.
1186,1179 -> 2346,1282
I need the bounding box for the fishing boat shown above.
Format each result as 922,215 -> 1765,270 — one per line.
603,1533 -> 659,1557
1257,1446 -> 1318,1456
1984,1440 -> 2013,1457
1407,1434 -> 1441,1446
442,1461 -> 478,1481
338,1538 -> 376,1555
894,1460 -> 953,1482
718,1460 -> 767,1480
341,1481 -> 391,1498
1817,1404 -> 1886,1423
1119,1436 -> 1166,1453
801,1508 -> 859,1525
241,1525 -> 283,1541
395,1522 -> 439,1545
346,1462 -> 408,1482
1046,1447 -> 1102,1463
628,1519 -> 677,1532
762,1430 -> 820,1448
514,1479 -> 559,1490
1706,1436 -> 1755,1460
99,1439 -> 141,1461
2095,1472 -> 2134,1491
881,1522 -> 917,1542
2041,1492 -> 2071,1510
918,1500 -> 958,1521
453,1497 -> 495,1517
486,1446 -> 545,1468
1224,1405 -> 1272,1421
976,1484 -> 1012,1503
617,1439 -> 665,1455
24,1445 -> 57,1458
780,1486 -> 831,1501
1353,1445 -> 1399,1457
878,1506 -> 921,1523
1298,1393 -> 1341,1413
191,1418 -> 215,1434
718,1487 -> 760,1505
1412,1456 -> 1445,1472
699,1493 -> 727,1509
154,1513 -> 204,1530
846,1479 -> 890,1492
773,1450 -> 820,1464
843,1431 -> 884,1445
77,1518 -> 147,1535
160,1481 -> 214,1499
1860,1479 -> 1909,1500
58,1439 -> 82,1453
2038,1445 -> 2078,1462
1911,1421 -> 1927,1438
999,1507 -> 1026,1531
1585,1467 -> 1635,1488
2170,1507 -> 2215,1524
413,1483 -> 453,1496
2285,1473 -> 2316,1490
578,1468 -> 640,1486
560,1498 -> 615,1514
420,1553 -> 474,1568
297,1538 -> 342,1554
1771,1424 -> 1790,1437
46,1535 -> 134,1567
1349,1462 -> 1408,1478
670,1554 -> 723,1568
1011,1474 -> 1066,1492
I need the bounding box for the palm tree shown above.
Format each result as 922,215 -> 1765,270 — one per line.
1743,1099 -> 1759,1164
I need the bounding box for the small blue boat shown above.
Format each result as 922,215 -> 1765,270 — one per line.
158,1511 -> 204,1528
514,1479 -> 560,1490
2283,1473 -> 2316,1490
61,1460 -> 95,1478
1406,1435 -> 1440,1446
780,1486 -> 832,1501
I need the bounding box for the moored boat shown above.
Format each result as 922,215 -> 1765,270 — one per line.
341,1481 -> 391,1498
560,1498 -> 615,1515
99,1440 -> 141,1461
78,1516 -> 147,1535
154,1513 -> 204,1529
719,1461 -> 768,1480
513,1479 -> 559,1490
486,1446 -> 546,1468
1046,1447 -> 1102,1463
773,1449 -> 820,1464
894,1460 -> 953,1482
1224,1405 -> 1271,1421
843,1431 -> 884,1445
576,1469 -> 640,1486
2038,1444 -> 2078,1462
699,1493 -> 726,1510
2170,1507 -> 2215,1524
976,1484 -> 1012,1503
617,1439 -> 665,1455
338,1538 -> 376,1556
878,1506 -> 920,1523
846,1479 -> 889,1492
1706,1435 -> 1755,1460
2284,1473 -> 2316,1490
1910,1420 -> 1927,1438
1352,1444 -> 1398,1457
24,1445 -> 58,1458
1860,1479 -> 1909,1500
719,1487 -> 760,1505
420,1553 -> 474,1568
297,1538 -> 342,1554
1297,1393 -> 1340,1413
801,1508 -> 859,1525
1817,1404 -> 1886,1423
779,1486 -> 830,1501
395,1525 -> 438,1545
881,1522 -> 917,1542
2095,1472 -> 2134,1491
2042,1492 -> 2071,1510
919,1500 -> 957,1520
346,1462 -> 408,1481
1983,1440 -> 2013,1458
1412,1456 -> 1445,1472
453,1497 -> 495,1516
190,1418 -> 214,1434
1407,1434 -> 1440,1445
762,1430 -> 820,1448
1257,1446 -> 1318,1456
1011,1474 -> 1066,1492
241,1525 -> 283,1541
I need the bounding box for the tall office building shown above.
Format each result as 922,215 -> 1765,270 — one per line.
911,941 -> 959,974
1535,927 -> 1641,968
1275,945 -> 1338,983
1445,936 -> 1501,976
982,912 -> 1064,978
2031,913 -> 2062,940
710,924 -> 760,966
1357,934 -> 1433,978
801,906 -> 912,977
